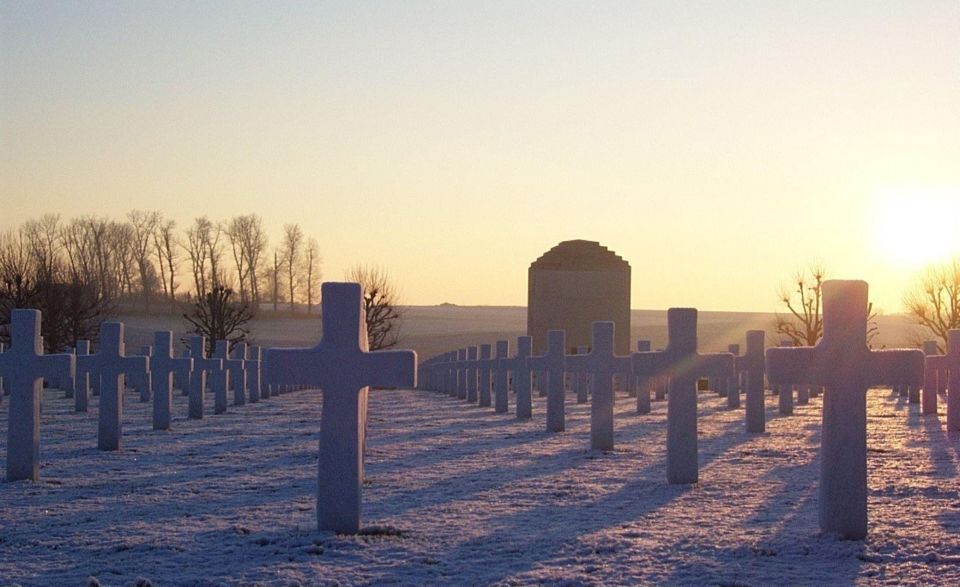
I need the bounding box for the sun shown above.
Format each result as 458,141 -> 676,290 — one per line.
872,186 -> 960,268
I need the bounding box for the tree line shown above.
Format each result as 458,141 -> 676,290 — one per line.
0,211 -> 323,350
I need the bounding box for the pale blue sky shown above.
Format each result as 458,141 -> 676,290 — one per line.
2,1 -> 958,311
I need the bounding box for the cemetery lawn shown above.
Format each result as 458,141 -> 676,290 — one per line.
1,387 -> 959,586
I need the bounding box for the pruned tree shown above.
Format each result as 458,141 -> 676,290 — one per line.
347,264 -> 402,351
282,223 -> 303,313
303,237 -> 321,313
183,285 -> 254,352
903,258 -> 960,352
776,265 -> 878,346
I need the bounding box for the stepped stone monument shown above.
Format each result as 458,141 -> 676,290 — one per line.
528,240 -> 631,355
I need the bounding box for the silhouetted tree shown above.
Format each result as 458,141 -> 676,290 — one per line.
775,265 -> 877,346
903,258 -> 960,352
183,285 -> 253,352
347,265 -> 402,351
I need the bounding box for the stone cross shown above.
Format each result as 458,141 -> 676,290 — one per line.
456,348 -> 468,400
766,280 -> 923,539
727,343 -> 741,409
636,340 -> 652,414
573,345 -> 590,404
214,340 -> 246,406
177,349 -> 192,395
187,336 -> 224,419
262,282 -> 416,533
739,330 -> 766,433
82,322 -> 149,451
0,310 -> 75,481
526,330 -> 566,432
465,346 -> 479,403
566,323 -> 629,451
134,345 -> 153,403
922,340 -> 940,414
492,340 -> 510,413
632,309 -> 734,484
478,343 -> 493,407
513,336 -> 534,419
778,340 -> 795,415
236,343 -> 261,403
925,330 -> 960,430
74,340 -> 91,412
151,331 -> 193,431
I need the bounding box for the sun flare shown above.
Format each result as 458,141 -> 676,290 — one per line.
872,186 -> 960,268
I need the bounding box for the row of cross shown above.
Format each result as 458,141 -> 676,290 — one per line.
417,281 -> 957,540
3,280 -> 958,540
0,282 -> 418,536
0,310 -> 320,484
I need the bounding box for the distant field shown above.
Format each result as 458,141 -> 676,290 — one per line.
117,305 -> 924,360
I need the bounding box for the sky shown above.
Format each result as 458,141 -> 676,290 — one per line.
2,1 -> 958,313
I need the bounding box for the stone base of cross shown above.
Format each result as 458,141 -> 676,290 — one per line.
263,282 -> 416,534
766,280 -> 923,540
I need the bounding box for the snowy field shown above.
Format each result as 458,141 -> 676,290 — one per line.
2,384 -> 959,586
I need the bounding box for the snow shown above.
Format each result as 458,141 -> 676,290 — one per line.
2,385 -> 959,585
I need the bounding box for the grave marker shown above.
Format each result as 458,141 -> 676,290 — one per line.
567,323 -> 629,451
151,331 -> 193,431
0,310 -> 75,481
263,282 -> 416,533
527,330 -> 566,432
84,322 -> 149,451
492,340 -> 510,413
766,280 -> 923,539
925,330 -> 960,430
187,336 -> 224,419
632,309 -> 734,483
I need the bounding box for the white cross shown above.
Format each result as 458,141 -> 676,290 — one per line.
187,336 -> 224,419
635,339 -> 653,414
726,343 -> 741,409
566,323 -> 631,451
497,336 -> 533,419
926,330 -> 960,430
632,309 -> 734,483
738,330 -> 766,432
74,339 -> 91,413
766,280 -> 923,539
83,322 -> 149,451
151,331 -> 193,431
0,310 -> 74,481
262,282 -> 416,533
492,341 -> 510,413
465,346 -> 479,403
214,340 -> 247,406
526,330 -> 566,432
478,343 -> 493,407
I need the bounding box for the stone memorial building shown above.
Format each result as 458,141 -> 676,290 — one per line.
527,240 -> 631,355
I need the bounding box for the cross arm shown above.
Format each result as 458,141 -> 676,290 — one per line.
361,349 -> 417,390
690,353 -> 734,380
765,347 -> 819,385
868,348 -> 924,388
632,351 -> 669,378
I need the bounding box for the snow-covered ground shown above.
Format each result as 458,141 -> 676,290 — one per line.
1,385 -> 959,586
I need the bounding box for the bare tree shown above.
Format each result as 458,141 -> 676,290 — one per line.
903,258 -> 960,352
184,216 -> 215,299
183,285 -> 254,353
226,216 -> 250,303
303,237 -> 321,313
776,265 -> 878,346
154,218 -> 179,307
243,214 -> 268,306
1,224 -> 110,352
282,223 -> 303,312
22,213 -> 62,281
271,248 -> 282,312
347,264 -> 402,351
127,210 -> 160,311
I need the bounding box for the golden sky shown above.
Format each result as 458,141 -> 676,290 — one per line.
2,2 -> 958,312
